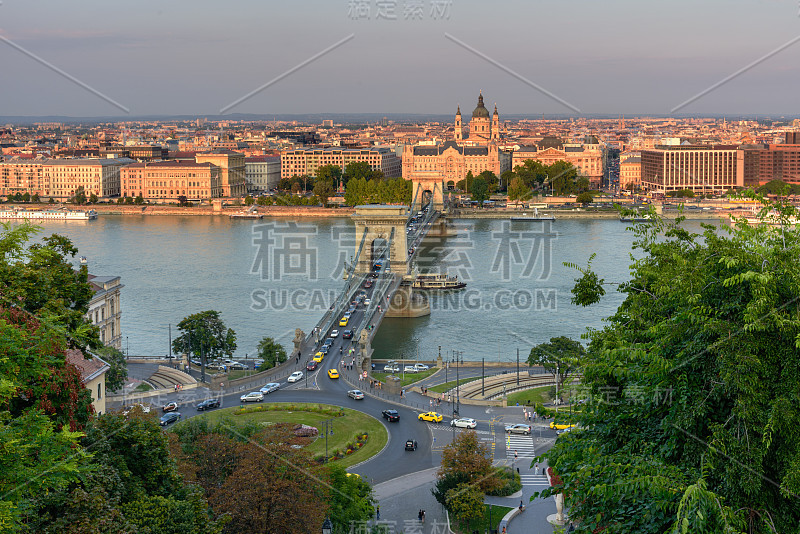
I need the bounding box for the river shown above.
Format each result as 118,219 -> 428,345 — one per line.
23,215 -> 712,363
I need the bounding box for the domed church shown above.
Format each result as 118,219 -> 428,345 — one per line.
455,91 -> 500,145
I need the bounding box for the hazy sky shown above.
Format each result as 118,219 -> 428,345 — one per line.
1,0 -> 799,117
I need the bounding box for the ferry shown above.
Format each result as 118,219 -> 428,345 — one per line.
619,212 -> 652,223
229,206 -> 263,219
511,207 -> 555,222
412,273 -> 466,290
0,207 -> 97,220
730,211 -> 799,226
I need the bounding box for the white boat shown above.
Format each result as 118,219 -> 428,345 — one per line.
413,273 -> 466,290
0,207 -> 97,220
619,212 -> 652,223
511,207 -> 555,221
731,211 -> 799,226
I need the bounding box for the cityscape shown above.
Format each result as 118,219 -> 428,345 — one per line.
1,1 -> 800,534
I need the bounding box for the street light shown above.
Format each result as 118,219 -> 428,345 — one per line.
126,336 -> 129,359
322,517 -> 333,534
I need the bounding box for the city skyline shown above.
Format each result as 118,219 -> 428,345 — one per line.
1,0 -> 799,117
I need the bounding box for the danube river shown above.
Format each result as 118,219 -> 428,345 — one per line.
25,215 -> 713,363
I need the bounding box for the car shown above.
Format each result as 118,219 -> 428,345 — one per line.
403,365 -> 419,373
196,398 -> 221,411
550,421 -> 577,431
160,412 -> 181,426
347,389 -> 365,400
323,337 -> 334,347
556,426 -> 576,435
121,403 -> 151,415
451,417 -> 477,429
288,371 -> 304,383
342,330 -> 354,339
260,382 -> 281,394
344,311 -> 352,318
364,280 -> 373,289
405,439 -> 418,451
328,369 -> 340,379
330,330 -> 340,338
339,316 -> 349,327
162,402 -> 179,413
383,364 -> 400,373
364,298 -> 371,306
319,346 -> 330,356
348,305 -> 357,314
240,391 -> 264,402
228,362 -> 247,370
414,363 -> 429,372
313,352 -> 324,363
505,423 -> 532,435
382,409 -> 400,422
418,412 -> 443,423
306,360 -> 319,371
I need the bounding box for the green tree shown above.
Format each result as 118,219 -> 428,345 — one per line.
21,192 -> 31,202
514,160 -> 549,187
172,310 -> 237,362
88,192 -> 98,204
94,346 -> 128,393
526,336 -> 584,393
500,170 -> 516,192
470,177 -> 489,205
71,187 -> 87,205
316,164 -> 343,189
457,170 -> 475,192
48,197 -> 56,204
575,191 -> 593,205
478,170 -> 499,193
445,483 -> 485,527
507,176 -> 531,204
255,337 -> 287,369
576,175 -> 590,193
325,464 -> 375,534
134,194 -> 144,205
344,161 -> 373,182
31,193 -> 39,203
539,195 -> 800,533
243,195 -> 254,206
314,179 -> 334,206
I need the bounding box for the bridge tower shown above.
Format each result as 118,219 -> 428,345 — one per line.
351,205 -> 411,274
410,172 -> 447,212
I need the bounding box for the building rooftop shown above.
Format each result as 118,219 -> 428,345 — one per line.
65,348 -> 110,383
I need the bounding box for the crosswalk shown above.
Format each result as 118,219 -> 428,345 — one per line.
519,473 -> 550,487
505,434 -> 536,459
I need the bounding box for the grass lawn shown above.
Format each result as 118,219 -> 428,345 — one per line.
372,368 -> 438,387
428,377 -> 480,394
506,384 -> 582,407
182,402 -> 387,469
452,504 -> 513,534
134,382 -> 152,392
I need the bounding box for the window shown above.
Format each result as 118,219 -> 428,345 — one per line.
97,382 -> 102,399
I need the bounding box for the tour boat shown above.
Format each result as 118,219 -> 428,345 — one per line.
0,207 -> 97,220
730,211 -> 799,226
412,273 -> 466,290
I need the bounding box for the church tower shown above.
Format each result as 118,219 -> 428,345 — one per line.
491,103 -> 499,142
468,91 -> 491,144
455,105 -> 462,141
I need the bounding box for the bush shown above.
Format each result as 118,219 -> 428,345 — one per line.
487,467 -> 522,496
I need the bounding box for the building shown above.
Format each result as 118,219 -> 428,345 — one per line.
402,93 -> 511,186
120,160 -> 221,202
1,158 -> 132,200
87,274 -> 124,350
44,158 -> 133,200
641,145 -> 742,193
619,153 -> 641,189
195,149 -> 247,197
244,156 -> 281,192
0,159 -> 45,197
740,143 -> 800,187
66,348 -> 110,415
510,137 -> 604,187
281,147 -> 401,179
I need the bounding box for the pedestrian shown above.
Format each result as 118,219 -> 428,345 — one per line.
534,462 -> 539,475
528,412 -> 532,422
502,527 -> 506,534
418,510 -> 423,522
376,505 -> 380,521
422,510 -> 425,523
514,450 -> 518,461
519,500 -> 524,511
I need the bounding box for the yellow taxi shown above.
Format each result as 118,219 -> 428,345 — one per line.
549,421 -> 577,430
418,411 -> 443,423
339,316 -> 349,327
328,369 -> 340,379
313,352 -> 324,363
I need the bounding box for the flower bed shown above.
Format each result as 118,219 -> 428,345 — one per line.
315,433 -> 369,464
233,403 -> 346,418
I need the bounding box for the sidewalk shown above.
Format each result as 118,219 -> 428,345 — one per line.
372,468 -> 450,534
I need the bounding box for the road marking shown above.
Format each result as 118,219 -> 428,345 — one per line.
519,474 -> 550,487
506,435 -> 536,458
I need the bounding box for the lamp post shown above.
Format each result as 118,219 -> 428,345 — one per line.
126,336 -> 129,359
321,418 -> 335,462
322,517 -> 333,534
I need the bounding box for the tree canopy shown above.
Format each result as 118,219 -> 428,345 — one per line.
256,337 -> 287,369
526,336 -> 585,392
538,195 -> 800,533
172,310 -> 237,362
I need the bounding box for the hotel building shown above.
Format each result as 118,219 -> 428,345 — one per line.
641,145 -> 742,194
1,158 -> 132,200
511,137 -> 604,188
281,147 -> 402,179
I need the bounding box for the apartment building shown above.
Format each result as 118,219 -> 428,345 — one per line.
244,156 -> 281,192
641,145 -> 742,193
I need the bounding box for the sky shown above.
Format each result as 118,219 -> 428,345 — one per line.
0,0 -> 799,118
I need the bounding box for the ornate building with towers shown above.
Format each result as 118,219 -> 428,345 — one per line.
402,92 -> 511,204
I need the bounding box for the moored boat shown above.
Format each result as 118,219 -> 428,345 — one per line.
412,273 -> 466,290
511,207 -> 555,221
0,207 -> 97,220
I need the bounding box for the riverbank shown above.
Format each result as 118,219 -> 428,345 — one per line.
4,203 -> 731,221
